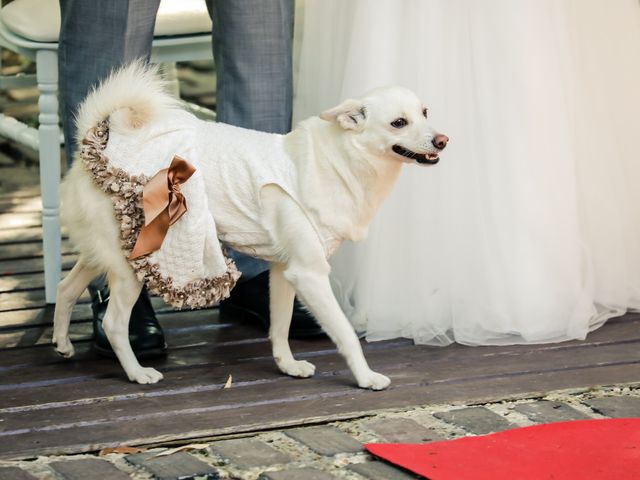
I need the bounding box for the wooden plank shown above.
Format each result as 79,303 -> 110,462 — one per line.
1,299 -> 169,330
0,212 -> 41,229
0,286 -> 170,315
0,307 -> 231,352
0,226 -> 44,244
0,323 -> 265,376
0,321 -> 258,369
0,303 -> 91,330
0,336 -> 333,400
0,301 -> 209,350
0,227 -> 68,245
0,253 -> 77,276
0,312 -> 225,372
0,270 -> 72,293
0,196 -> 42,214
0,295 -> 173,330
3,332 -> 639,420
1,354 -> 637,459
0,239 -> 75,261
3,314 -> 638,391
8,326 -> 640,401
1,315 -> 637,402
0,323 -> 401,402
0,187 -> 39,200
0,289 -> 89,312
0,333 -> 373,396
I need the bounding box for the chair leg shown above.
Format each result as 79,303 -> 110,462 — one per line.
36,49 -> 62,304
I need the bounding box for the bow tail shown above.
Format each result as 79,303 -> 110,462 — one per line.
128,209 -> 171,260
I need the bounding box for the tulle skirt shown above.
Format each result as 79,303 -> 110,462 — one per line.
293,0 -> 640,345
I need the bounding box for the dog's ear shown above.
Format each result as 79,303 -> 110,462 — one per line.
320,99 -> 366,131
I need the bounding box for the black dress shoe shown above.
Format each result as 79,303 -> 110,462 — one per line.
89,285 -> 168,358
219,271 -> 325,338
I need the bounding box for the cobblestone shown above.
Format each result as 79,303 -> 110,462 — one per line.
258,467 -> 337,480
583,395 -> 640,418
50,458 -> 132,480
514,400 -> 590,423
126,451 -> 219,480
0,466 -> 38,480
348,461 -> 419,479
434,406 -> 516,434
210,438 -> 292,469
285,426 -> 363,456
363,417 -> 445,443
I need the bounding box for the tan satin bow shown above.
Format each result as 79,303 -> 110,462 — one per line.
128,155 -> 196,260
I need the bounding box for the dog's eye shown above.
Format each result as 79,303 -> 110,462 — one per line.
391,118 -> 408,128
422,108 -> 428,118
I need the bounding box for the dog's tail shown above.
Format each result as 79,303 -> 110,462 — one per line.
74,60 -> 178,145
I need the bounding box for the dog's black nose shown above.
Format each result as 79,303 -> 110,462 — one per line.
432,134 -> 449,150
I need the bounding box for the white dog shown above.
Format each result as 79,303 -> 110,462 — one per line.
52,64 -> 447,390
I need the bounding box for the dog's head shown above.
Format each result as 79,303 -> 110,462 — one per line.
320,87 -> 447,165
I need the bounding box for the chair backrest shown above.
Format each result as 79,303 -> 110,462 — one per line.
0,0 -> 212,44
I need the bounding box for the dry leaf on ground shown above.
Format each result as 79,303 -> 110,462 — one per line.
99,446 -> 147,456
151,443 -> 210,458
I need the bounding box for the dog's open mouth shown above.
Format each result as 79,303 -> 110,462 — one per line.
392,145 -> 440,164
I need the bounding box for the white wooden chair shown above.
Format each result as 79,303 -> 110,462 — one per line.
0,0 -> 214,303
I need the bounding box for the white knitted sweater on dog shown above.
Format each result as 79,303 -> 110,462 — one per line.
101,110 -> 311,298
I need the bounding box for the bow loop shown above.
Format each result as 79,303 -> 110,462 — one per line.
128,155 -> 196,260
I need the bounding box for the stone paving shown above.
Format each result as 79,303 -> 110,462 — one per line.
1,383 -> 638,479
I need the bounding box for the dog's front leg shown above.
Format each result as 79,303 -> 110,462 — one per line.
260,184 -> 389,390
286,264 -> 390,390
103,269 -> 164,384
269,262 -> 316,378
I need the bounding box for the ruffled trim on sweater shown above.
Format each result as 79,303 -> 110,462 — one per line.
80,121 -> 240,309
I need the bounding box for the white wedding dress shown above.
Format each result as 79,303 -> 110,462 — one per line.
293,0 -> 640,346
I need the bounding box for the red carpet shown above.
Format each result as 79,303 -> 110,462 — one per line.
365,418 -> 640,479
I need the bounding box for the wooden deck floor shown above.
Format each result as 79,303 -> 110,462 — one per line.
1,189 -> 639,460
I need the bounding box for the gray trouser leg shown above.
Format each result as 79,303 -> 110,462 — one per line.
208,0 -> 295,278
208,0 -> 294,133
58,0 -> 160,165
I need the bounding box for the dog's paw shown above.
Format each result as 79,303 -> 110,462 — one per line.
53,338 -> 75,358
357,371 -> 391,391
278,359 -> 316,378
128,367 -> 164,384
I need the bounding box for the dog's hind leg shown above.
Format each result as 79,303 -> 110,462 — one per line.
269,262 -> 316,378
103,267 -> 164,384
53,257 -> 99,358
